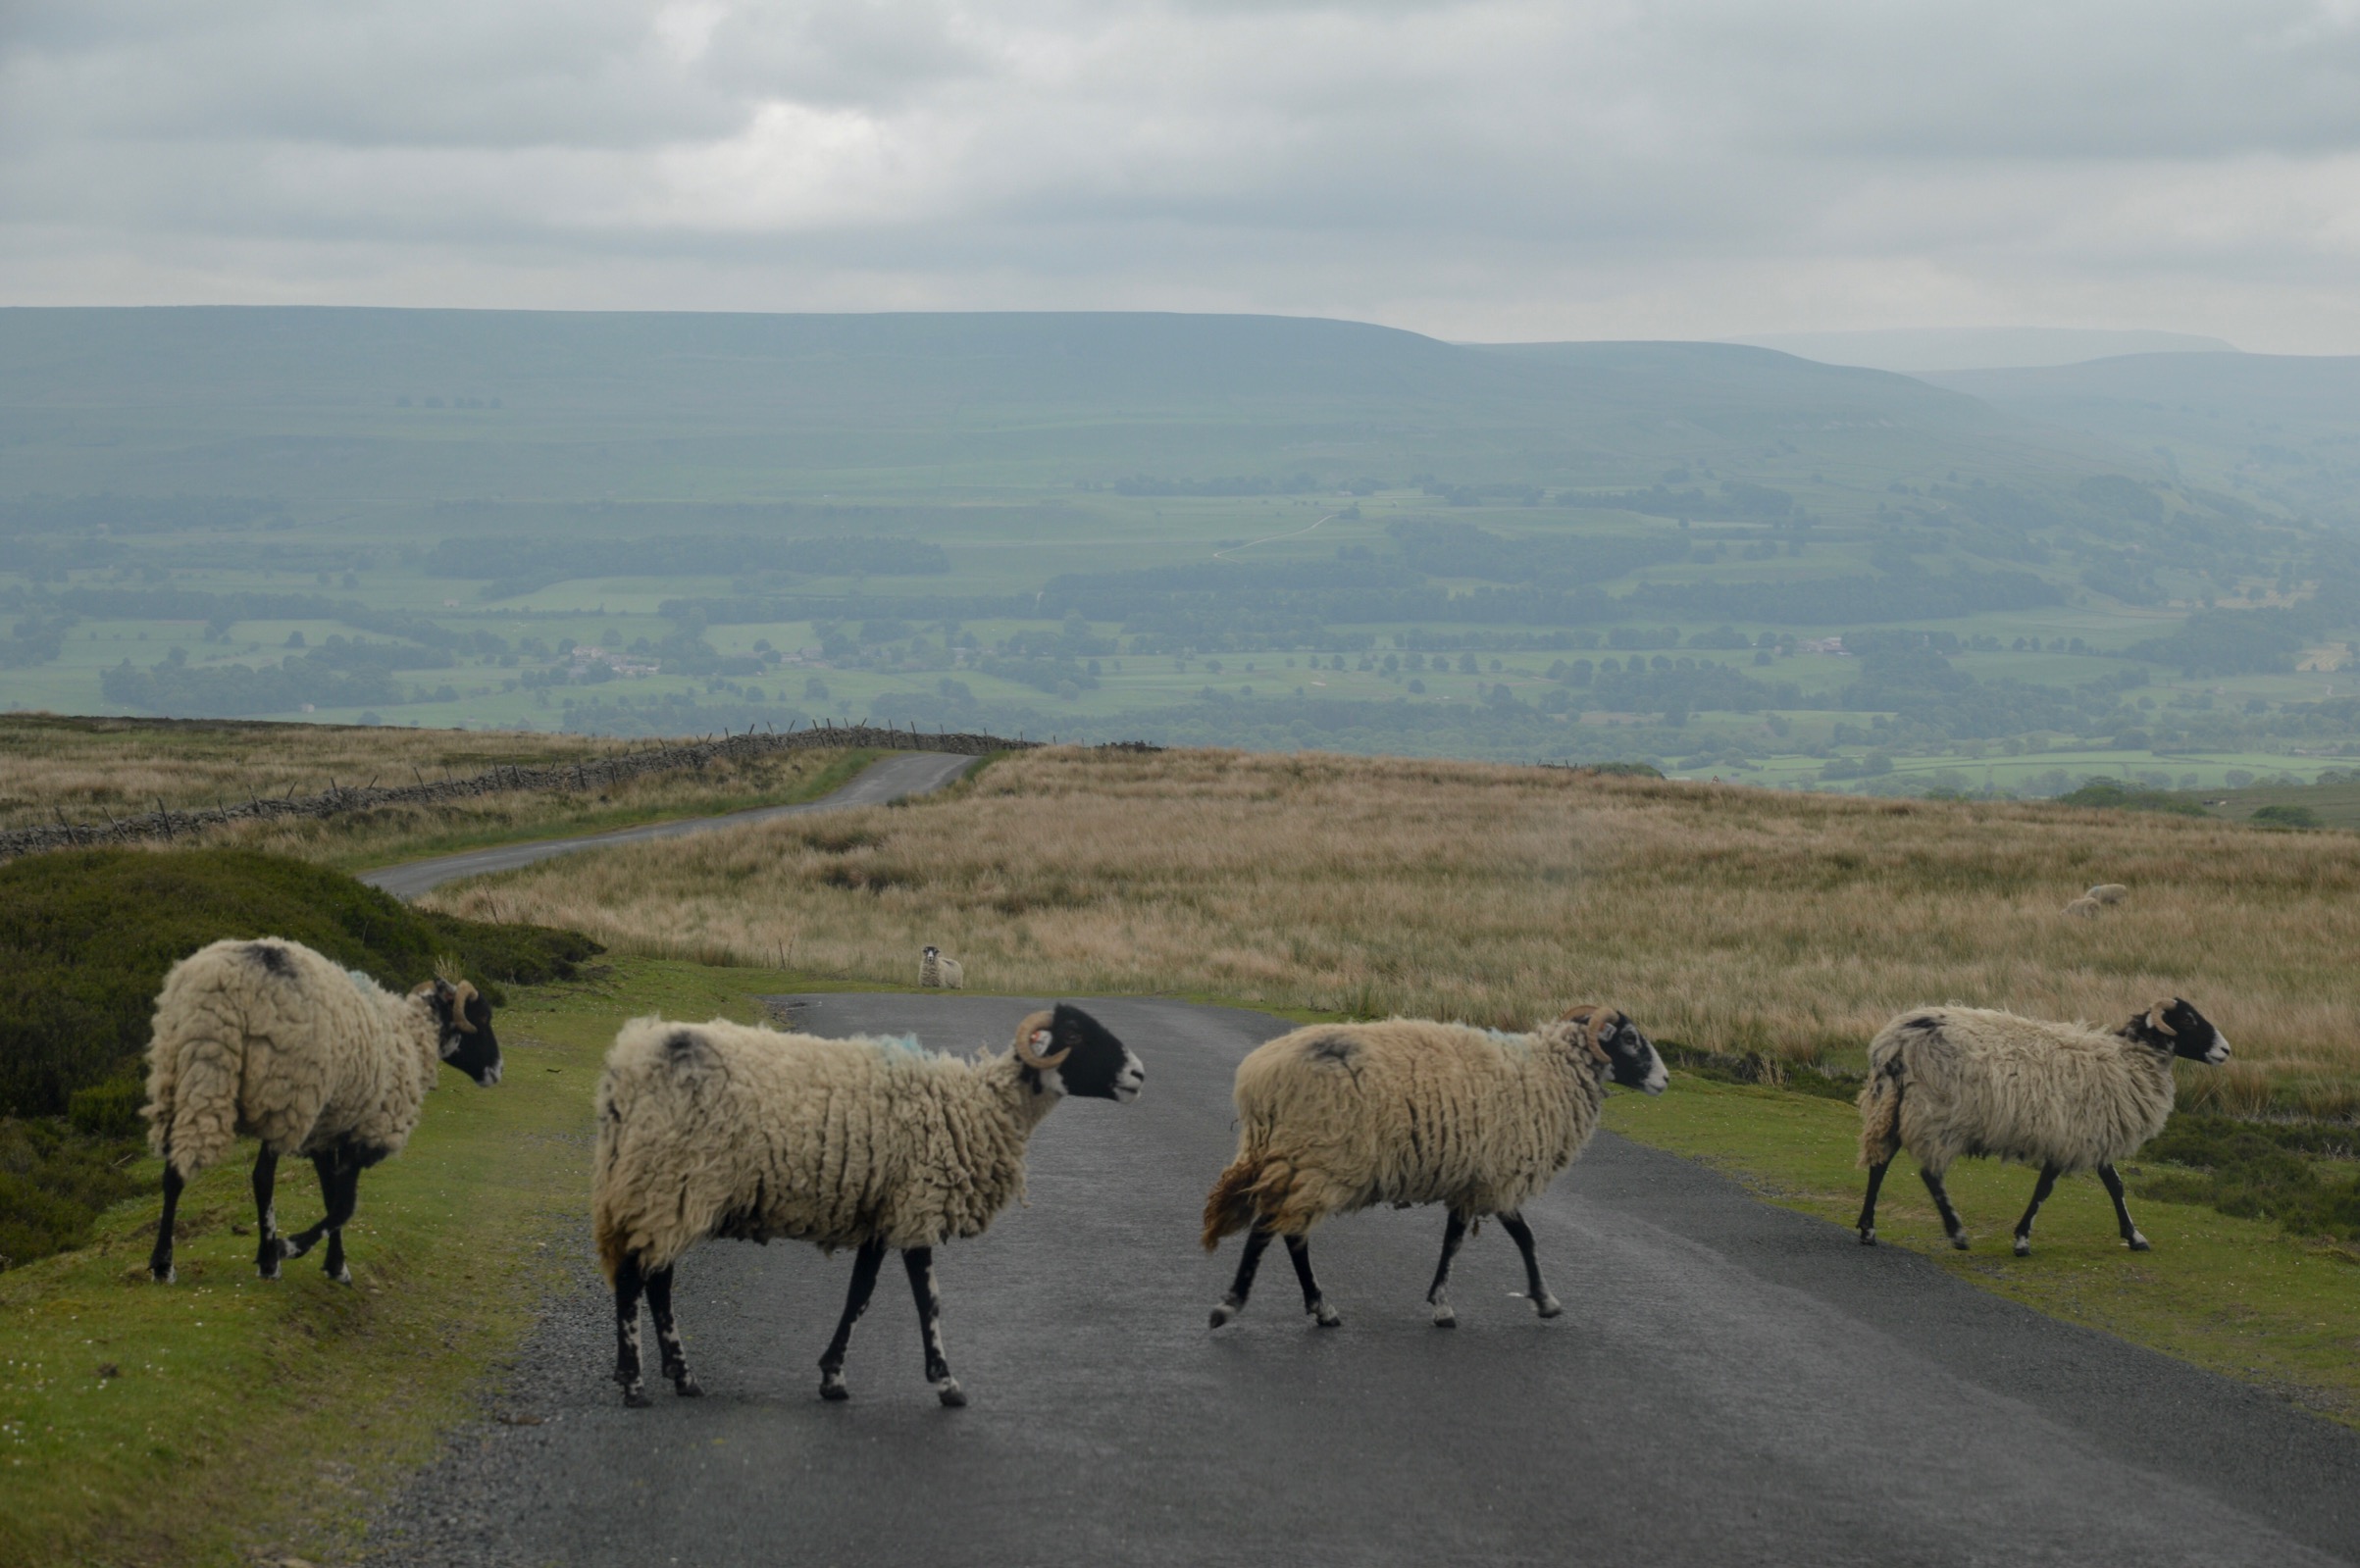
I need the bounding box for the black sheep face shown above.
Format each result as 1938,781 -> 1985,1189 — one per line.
1598,1011 -> 1668,1095
2131,997 -> 2230,1065
1027,1003 -> 1144,1103
432,981 -> 503,1087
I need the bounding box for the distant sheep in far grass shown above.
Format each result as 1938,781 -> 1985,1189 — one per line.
2086,884 -> 2129,904
2062,896 -> 2103,919
919,945 -> 964,987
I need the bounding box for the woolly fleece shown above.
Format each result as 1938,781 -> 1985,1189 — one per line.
144,938 -> 448,1179
593,1016 -> 1055,1278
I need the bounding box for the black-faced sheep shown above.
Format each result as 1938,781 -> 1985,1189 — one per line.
1201,1005 -> 1665,1330
143,938 -> 501,1285
1855,998 -> 2229,1255
592,1003 -> 1143,1408
919,945 -> 964,988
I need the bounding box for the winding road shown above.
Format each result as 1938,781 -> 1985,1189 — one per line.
367,994 -> 2360,1568
358,749 -> 978,899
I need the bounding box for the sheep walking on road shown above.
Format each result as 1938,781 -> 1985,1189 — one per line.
142,938 -> 502,1285
1855,999 -> 2229,1255
593,1004 -> 1143,1407
1202,1005 -> 1666,1330
919,945 -> 964,987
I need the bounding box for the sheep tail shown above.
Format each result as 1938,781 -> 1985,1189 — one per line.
1857,1050 -> 1906,1170
143,1021 -> 240,1181
1202,1153 -> 1274,1250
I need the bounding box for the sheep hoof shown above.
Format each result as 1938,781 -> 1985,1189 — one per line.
1533,1294 -> 1564,1319
279,1236 -> 312,1260
622,1382 -> 652,1409
935,1378 -> 967,1408
1310,1300 -> 1342,1328
2013,1236 -> 2031,1257
1949,1234 -> 1972,1251
2127,1233 -> 2151,1252
673,1374 -> 703,1397
1431,1303 -> 1457,1328
329,1264 -> 352,1286
151,1264 -> 175,1285
258,1261 -> 281,1281
819,1372 -> 850,1401
1858,1229 -> 1876,1246
1209,1298 -> 1239,1329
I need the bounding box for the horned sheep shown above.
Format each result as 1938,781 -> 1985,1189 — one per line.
919,944 -> 964,988
1201,1005 -> 1666,1330
592,1003 -> 1143,1408
1855,998 -> 2229,1255
143,937 -> 502,1286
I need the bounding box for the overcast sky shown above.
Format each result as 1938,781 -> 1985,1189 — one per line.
4,1 -> 2358,350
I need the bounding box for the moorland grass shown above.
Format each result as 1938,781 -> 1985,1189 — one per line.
430,745 -> 2360,1108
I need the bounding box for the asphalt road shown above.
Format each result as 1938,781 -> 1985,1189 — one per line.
356,750 -> 977,899
367,995 -> 2360,1567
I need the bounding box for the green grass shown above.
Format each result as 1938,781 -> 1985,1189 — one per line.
0,956 -> 780,1568
1604,1075 -> 2360,1423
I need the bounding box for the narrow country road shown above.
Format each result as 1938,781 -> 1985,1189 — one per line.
357,750 -> 977,899
365,994 -> 2360,1567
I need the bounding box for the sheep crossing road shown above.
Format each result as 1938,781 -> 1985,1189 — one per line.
369,996 -> 2360,1568
356,749 -> 978,900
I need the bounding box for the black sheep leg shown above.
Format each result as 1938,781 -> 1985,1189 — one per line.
1209,1222 -> 1275,1328
1921,1167 -> 1971,1249
281,1147 -> 360,1283
613,1254 -> 650,1407
252,1149 -> 282,1278
1498,1211 -> 1562,1318
902,1247 -> 965,1407
2097,1163 -> 2151,1250
645,1265 -> 701,1396
1425,1209 -> 1471,1326
150,1161 -> 184,1284
2012,1164 -> 2062,1256
817,1239 -> 888,1401
1857,1161 -> 1890,1244
1283,1234 -> 1341,1327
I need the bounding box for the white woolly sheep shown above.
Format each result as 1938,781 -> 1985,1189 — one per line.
1855,997 -> 2229,1255
1201,1005 -> 1666,1330
2062,895 -> 2103,919
143,937 -> 501,1286
919,944 -> 964,988
2086,883 -> 2129,904
592,1003 -> 1143,1408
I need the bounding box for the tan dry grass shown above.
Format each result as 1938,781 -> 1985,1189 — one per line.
0,714 -> 860,871
424,747 -> 2360,1091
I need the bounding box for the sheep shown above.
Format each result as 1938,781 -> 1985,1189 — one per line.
592,1002 -> 1143,1408
2086,883 -> 2129,904
142,938 -> 501,1286
1201,1005 -> 1666,1331
918,944 -> 964,988
2062,895 -> 2103,919
1854,998 -> 2229,1256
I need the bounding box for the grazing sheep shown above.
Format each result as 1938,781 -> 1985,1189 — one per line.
593,1003 -> 1143,1408
918,945 -> 964,988
1201,1005 -> 1666,1330
2086,883 -> 2129,904
143,938 -> 501,1286
1855,998 -> 2229,1255
2062,895 -> 2103,919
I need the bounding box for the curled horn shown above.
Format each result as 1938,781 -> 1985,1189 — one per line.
1556,1003 -> 1614,1061
1012,1008 -> 1070,1071
2145,1003 -> 2176,1037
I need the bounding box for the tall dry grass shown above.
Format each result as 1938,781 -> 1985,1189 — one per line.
425,747 -> 2360,1097
0,715 -> 860,869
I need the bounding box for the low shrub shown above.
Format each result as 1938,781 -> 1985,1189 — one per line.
2131,1113 -> 2360,1243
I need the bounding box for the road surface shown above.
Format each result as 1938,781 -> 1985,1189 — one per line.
365,994 -> 2360,1567
357,750 -> 977,899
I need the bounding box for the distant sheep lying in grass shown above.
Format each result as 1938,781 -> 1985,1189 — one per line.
143,938 -> 501,1285
1855,998 -> 2228,1255
919,945 -> 964,988
2062,896 -> 2103,919
594,1004 -> 1143,1407
2086,883 -> 2129,904
1202,1005 -> 1665,1330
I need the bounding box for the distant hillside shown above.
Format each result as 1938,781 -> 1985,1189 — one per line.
1735,328 -> 2237,374
0,307 -> 2124,500
1927,353 -> 2360,522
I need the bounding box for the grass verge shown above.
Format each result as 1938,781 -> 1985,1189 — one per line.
1604,1075 -> 2360,1424
0,956 -> 781,1568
